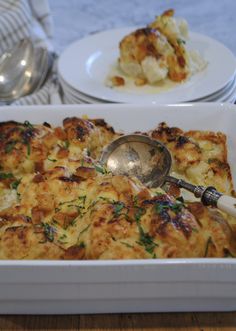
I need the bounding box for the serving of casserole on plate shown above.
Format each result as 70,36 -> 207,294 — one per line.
0,103 -> 236,314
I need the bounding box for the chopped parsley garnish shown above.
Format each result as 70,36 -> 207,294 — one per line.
24,121 -> 34,130
5,141 -> 17,153
80,224 -> 90,234
59,198 -> 78,206
47,157 -> 57,162
133,195 -> 138,206
52,219 -> 59,225
113,201 -> 125,217
58,140 -> 70,150
98,197 -> 129,221
4,122 -> 34,155
134,206 -> 145,222
78,224 -> 90,242
70,218 -> 77,226
154,200 -> 184,215
134,204 -> 158,255
204,236 -> 213,257
21,123 -> 35,157
64,140 -> 70,149
137,229 -> 158,255
59,196 -> 87,216
58,233 -> 68,244
78,195 -> 87,205
120,241 -> 133,248
59,196 -> 86,207
43,223 -> 55,242
87,149 -> 91,156
208,158 -> 216,164
99,196 -> 112,203
94,164 -> 109,174
171,201 -> 184,213
177,38 -> 186,45
11,179 -> 21,190
155,203 -> 169,214
0,172 -> 14,180
26,142 -> 31,156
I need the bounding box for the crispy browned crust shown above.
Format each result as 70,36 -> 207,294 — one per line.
119,28 -> 163,64
0,118 -> 235,260
150,122 -> 234,196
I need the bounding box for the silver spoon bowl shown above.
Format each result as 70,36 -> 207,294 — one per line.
101,134 -> 236,217
0,39 -> 34,101
23,46 -> 49,96
0,39 -> 52,102
101,134 -> 171,188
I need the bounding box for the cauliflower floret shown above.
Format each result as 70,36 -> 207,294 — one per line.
176,18 -> 189,39
141,56 -> 168,83
150,10 -> 189,41
153,32 -> 173,56
156,16 -> 180,38
119,61 -> 143,78
0,189 -> 17,211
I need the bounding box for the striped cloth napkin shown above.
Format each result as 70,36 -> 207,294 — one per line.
0,0 -> 61,105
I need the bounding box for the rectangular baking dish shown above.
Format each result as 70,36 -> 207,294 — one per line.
0,102 -> 236,314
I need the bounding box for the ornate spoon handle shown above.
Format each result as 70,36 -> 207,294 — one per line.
166,176 -> 236,217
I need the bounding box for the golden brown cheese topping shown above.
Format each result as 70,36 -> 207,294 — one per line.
0,117 -> 235,260
150,122 -> 234,195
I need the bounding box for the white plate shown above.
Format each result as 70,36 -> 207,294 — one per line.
221,87 -> 236,103
59,75 -> 108,104
193,75 -> 236,102
58,28 -> 236,104
0,103 -> 236,314
62,86 -> 101,104
59,57 -> 236,104
219,82 -> 236,102
204,75 -> 236,102
60,71 -> 236,104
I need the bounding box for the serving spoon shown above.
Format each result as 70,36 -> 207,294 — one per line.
0,39 -> 34,102
100,134 -> 236,217
0,39 -> 52,102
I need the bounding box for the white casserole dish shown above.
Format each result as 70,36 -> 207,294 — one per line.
0,103 -> 236,314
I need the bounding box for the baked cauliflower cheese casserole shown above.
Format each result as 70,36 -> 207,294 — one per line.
0,117 -> 235,260
109,9 -> 207,88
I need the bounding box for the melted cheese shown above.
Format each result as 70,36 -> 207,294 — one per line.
0,118 -> 235,260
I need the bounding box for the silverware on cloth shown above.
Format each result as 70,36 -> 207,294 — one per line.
0,39 -> 53,103
0,0 -> 62,105
0,38 -> 61,105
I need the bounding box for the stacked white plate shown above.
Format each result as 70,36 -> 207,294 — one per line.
58,27 -> 236,104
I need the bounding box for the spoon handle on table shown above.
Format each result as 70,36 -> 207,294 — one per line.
165,175 -> 236,217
